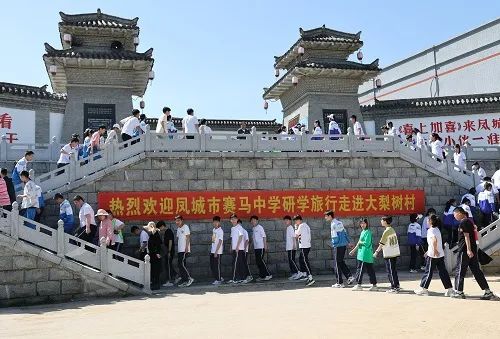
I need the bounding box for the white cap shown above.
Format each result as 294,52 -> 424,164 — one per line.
112,123 -> 121,129
327,114 -> 335,120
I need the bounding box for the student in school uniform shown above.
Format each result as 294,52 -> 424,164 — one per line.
420,208 -> 436,270
451,207 -> 493,300
374,216 -> 401,293
210,216 -> 224,285
414,215 -> 453,297
131,225 -> 149,260
240,219 -> 253,283
157,221 -> 179,287
478,182 -> 497,229
324,210 -> 354,288
229,214 -> 246,284
250,215 -> 272,281
293,215 -> 315,287
407,213 -> 422,273
349,218 -> 378,291
283,215 -> 300,280
175,215 -> 194,287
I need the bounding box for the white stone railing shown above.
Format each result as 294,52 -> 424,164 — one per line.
479,218 -> 500,256
0,202 -> 151,293
31,129 -> 476,195
0,136 -> 64,161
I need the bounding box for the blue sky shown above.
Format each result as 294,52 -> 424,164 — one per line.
1,1 -> 498,122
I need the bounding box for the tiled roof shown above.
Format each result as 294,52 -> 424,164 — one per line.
0,82 -> 66,100
44,43 -> 153,61
296,58 -> 379,71
360,92 -> 500,111
300,25 -> 361,42
59,9 -> 138,29
274,25 -> 363,68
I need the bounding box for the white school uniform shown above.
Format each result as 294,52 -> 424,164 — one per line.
211,227 -> 224,254
285,225 -> 296,251
177,224 -> 191,253
230,225 -> 245,251
252,224 -> 266,249
295,223 -> 311,248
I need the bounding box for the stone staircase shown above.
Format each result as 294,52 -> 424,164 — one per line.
0,203 -> 152,306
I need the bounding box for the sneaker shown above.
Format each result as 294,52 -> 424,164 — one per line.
480,291 -> 494,300
185,278 -> 194,287
420,266 -> 426,271
256,277 -> 264,282
212,280 -> 221,286
299,274 -> 309,281
264,275 -> 273,281
174,277 -> 182,284
352,284 -> 363,291
368,285 -> 378,291
246,276 -> 254,283
346,276 -> 356,285
386,288 -> 400,294
238,280 -> 247,284
331,283 -> 345,288
409,269 -> 418,273
306,276 -> 315,287
162,282 -> 174,287
444,288 -> 454,297
178,282 -> 187,288
451,291 -> 466,299
294,272 -> 305,280
220,277 -> 225,282
288,274 -> 297,280
414,288 -> 429,296
227,279 -> 236,284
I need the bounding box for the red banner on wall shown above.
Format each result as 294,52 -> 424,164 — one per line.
97,190 -> 425,221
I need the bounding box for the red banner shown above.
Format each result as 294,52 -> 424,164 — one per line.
97,190 -> 425,221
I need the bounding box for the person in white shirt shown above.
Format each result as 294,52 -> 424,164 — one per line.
120,109 -> 141,142
476,177 -> 499,196
210,216 -> 224,285
461,188 -> 477,208
453,144 -> 467,171
240,221 -> 253,282
198,119 -> 213,134
387,121 -> 397,136
131,225 -> 149,260
105,124 -> 121,145
491,167 -> 500,192
414,215 -> 453,296
138,114 -> 148,135
250,215 -> 272,281
350,114 -> 365,136
12,151 -> 34,193
175,215 -> 194,287
472,162 -> 487,181
57,138 -> 79,169
229,214 -> 246,283
107,210 -> 125,252
182,108 -> 199,136
311,120 -> 323,139
155,107 -> 171,134
430,133 -> 445,160
293,215 -> 315,286
283,215 -> 300,280
412,128 -> 425,149
72,195 -> 97,244
17,170 -> 39,226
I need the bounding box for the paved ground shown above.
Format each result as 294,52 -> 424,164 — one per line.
0,273 -> 499,339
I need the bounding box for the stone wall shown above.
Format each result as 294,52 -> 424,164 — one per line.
39,153 -> 494,281
0,236 -> 127,307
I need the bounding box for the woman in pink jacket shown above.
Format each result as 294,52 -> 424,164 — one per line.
95,209 -> 115,248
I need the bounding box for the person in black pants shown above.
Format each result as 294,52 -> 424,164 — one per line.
451,207 -> 493,300
146,222 -> 162,290
209,216 -> 224,284
1,168 -> 16,209
414,215 -> 453,296
156,221 -> 178,287
120,109 -> 141,144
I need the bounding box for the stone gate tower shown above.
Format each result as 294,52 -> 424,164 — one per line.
43,9 -> 154,141
263,25 -> 379,133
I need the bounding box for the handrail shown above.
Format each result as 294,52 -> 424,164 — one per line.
0,202 -> 151,293
478,218 -> 500,256
30,129 -> 475,195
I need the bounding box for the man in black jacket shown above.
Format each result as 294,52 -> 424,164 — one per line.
1,168 -> 16,210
